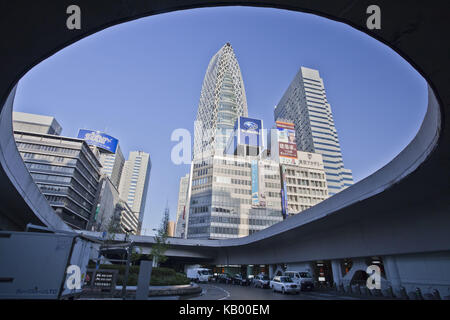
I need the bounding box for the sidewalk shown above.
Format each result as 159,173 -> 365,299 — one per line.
80,283 -> 201,299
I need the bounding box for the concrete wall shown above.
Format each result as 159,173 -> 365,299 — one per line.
393,251 -> 450,298
0,0 -> 450,298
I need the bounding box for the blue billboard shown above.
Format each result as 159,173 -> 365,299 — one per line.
77,129 -> 118,153
239,117 -> 262,147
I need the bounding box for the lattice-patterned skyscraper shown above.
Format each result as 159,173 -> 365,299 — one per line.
193,43 -> 248,159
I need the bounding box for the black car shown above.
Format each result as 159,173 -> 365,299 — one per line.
232,274 -> 250,286
216,273 -> 233,284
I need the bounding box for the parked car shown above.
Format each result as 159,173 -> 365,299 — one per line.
284,271 -> 314,291
186,267 -> 212,283
253,274 -> 271,288
217,273 -> 233,284
270,276 -> 300,294
232,274 -> 250,286
247,274 -> 254,286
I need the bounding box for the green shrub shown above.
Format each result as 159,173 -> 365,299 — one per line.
94,264 -> 189,286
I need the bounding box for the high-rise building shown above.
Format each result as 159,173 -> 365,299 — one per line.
14,130 -> 102,230
13,111 -> 62,135
275,67 -> 353,196
175,173 -> 190,238
119,151 -> 151,233
193,43 -> 248,160
77,129 -> 125,189
187,153 -> 284,239
89,175 -> 138,234
187,116 -> 284,239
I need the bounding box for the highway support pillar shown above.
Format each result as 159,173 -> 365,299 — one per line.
331,259 -> 343,288
383,255 -> 401,296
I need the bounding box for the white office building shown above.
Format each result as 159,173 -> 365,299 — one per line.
119,151 -> 151,233
268,120 -> 329,217
280,151 -> 328,214
13,111 -> 62,135
187,154 -> 284,239
275,66 -> 353,196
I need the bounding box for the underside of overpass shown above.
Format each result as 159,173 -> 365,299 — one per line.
0,0 -> 449,299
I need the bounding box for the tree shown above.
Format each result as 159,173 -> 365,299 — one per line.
151,204 -> 170,266
106,215 -> 122,241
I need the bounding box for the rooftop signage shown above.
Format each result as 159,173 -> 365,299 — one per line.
77,129 -> 118,153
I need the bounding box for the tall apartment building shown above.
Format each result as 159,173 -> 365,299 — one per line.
193,43 -> 248,160
14,130 -> 102,230
175,173 -> 190,238
77,129 -> 125,189
13,111 -> 62,135
275,67 -> 353,196
119,151 -> 151,233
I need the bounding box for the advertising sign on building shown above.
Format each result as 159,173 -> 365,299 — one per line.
77,129 -> 119,153
276,121 -> 297,159
280,165 -> 289,219
279,142 -> 297,158
239,117 -> 262,147
251,160 -> 259,207
279,151 -> 324,169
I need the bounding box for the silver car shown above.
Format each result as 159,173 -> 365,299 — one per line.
253,274 -> 271,288
270,276 -> 300,294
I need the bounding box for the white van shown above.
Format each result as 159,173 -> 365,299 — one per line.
186,267 -> 212,283
284,270 -> 314,291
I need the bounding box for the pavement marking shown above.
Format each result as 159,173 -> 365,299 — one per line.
306,291 -> 360,300
209,284 -> 231,300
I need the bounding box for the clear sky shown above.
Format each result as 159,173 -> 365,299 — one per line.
13,6 -> 427,235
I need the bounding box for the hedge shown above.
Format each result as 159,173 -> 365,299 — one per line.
90,264 -> 190,286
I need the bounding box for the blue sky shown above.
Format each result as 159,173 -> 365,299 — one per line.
13,6 -> 427,235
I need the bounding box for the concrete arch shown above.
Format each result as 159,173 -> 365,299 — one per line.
0,2 -> 449,267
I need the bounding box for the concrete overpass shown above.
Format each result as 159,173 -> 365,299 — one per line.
1,1 -> 449,298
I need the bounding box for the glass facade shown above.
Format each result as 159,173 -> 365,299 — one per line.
187,155 -> 283,239
275,67 -> 353,196
14,131 -> 101,230
193,43 -> 248,159
118,151 -> 151,233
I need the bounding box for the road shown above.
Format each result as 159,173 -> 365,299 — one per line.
187,283 -> 376,300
